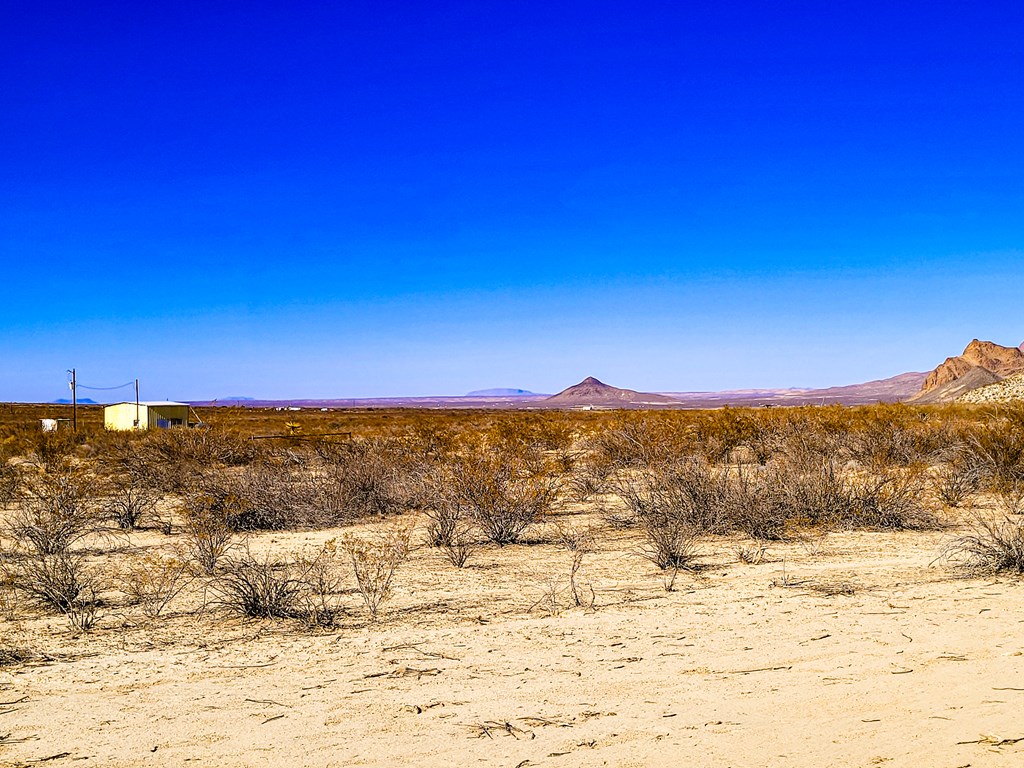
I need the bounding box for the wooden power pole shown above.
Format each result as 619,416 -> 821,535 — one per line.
70,368 -> 77,432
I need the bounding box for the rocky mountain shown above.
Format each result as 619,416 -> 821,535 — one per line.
910,366 -> 1002,405
544,377 -> 679,407
910,339 -> 1024,404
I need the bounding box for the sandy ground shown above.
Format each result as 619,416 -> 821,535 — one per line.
2,517 -> 1023,767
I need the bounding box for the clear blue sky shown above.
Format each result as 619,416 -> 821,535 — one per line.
3,1 -> 1023,401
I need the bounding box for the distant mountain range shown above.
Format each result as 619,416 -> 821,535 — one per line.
175,338 -> 1024,410
52,398 -> 98,404
465,388 -> 540,397
659,371 -> 928,408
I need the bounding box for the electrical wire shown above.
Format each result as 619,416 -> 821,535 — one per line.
74,381 -> 136,391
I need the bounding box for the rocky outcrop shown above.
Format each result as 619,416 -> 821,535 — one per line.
921,340 -> 1024,392
911,366 -> 1002,405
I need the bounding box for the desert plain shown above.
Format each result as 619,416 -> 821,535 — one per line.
1,403 -> 1023,767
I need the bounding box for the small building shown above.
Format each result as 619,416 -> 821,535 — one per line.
104,401 -> 193,431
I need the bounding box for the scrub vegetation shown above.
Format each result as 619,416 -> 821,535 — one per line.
1,400 -> 1024,635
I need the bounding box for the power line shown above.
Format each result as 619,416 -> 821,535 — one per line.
75,380 -> 136,391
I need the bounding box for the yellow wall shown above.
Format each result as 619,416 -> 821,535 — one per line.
104,403 -> 146,431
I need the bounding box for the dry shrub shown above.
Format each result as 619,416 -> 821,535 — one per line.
587,416 -> 694,469
213,548 -> 302,618
423,482 -> 462,547
723,464 -> 793,541
613,457 -> 728,569
966,412 -> 1024,491
3,549 -> 100,616
66,586 -> 101,632
435,518 -> 477,568
97,442 -> 163,530
343,524 -> 412,620
736,543 -> 769,564
32,430 -> 85,469
312,438 -> 425,524
933,451 -> 984,508
845,418 -> 938,470
210,542 -> 352,625
118,552 -> 191,618
8,461 -> 99,555
0,573 -> 19,621
151,427 -> 261,467
767,456 -> 854,530
484,412 -> 576,454
219,464 -> 310,531
137,427 -> 263,494
440,529 -> 476,568
565,450 -> 616,502
847,467 -> 940,530
93,436 -> 163,532
102,475 -> 161,531
433,449 -> 556,546
553,521 -> 597,607
944,515 -> 1024,575
422,466 -> 480,566
752,456 -> 939,534
994,476 -> 1024,516
178,461 -> 326,533
295,541 -> 347,628
691,409 -> 764,463
0,461 -> 21,507
181,494 -> 240,573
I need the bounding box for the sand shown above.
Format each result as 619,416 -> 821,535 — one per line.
2,517 -> 1022,767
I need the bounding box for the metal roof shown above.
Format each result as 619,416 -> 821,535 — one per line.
105,401 -> 189,407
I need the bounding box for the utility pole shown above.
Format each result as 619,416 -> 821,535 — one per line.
69,368 -> 77,432
135,378 -> 140,429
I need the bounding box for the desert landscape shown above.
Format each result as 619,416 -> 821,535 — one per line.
3,383 -> 1024,767
5,4 -> 1023,765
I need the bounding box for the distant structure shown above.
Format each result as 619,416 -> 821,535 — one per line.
104,401 -> 196,431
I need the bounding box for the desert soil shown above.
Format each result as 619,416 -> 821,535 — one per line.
2,514 -> 1022,767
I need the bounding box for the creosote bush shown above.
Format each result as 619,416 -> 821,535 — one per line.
553,520 -> 597,608
613,457 -> 728,569
3,549 -> 99,615
433,449 -> 556,546
933,451 -> 983,508
214,548 -> 303,618
295,541 -> 347,628
97,441 -> 163,530
8,460 -> 99,555
119,553 -> 191,618
313,438 -> 426,523
343,524 -> 412,620
0,401 -> 1008,632
944,515 -> 1024,574
0,461 -> 21,507
846,467 -> 940,530
181,493 -> 240,574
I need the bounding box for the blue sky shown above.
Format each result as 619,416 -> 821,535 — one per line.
3,1 -> 1023,401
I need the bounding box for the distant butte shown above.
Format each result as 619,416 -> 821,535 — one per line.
543,376 -> 680,407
